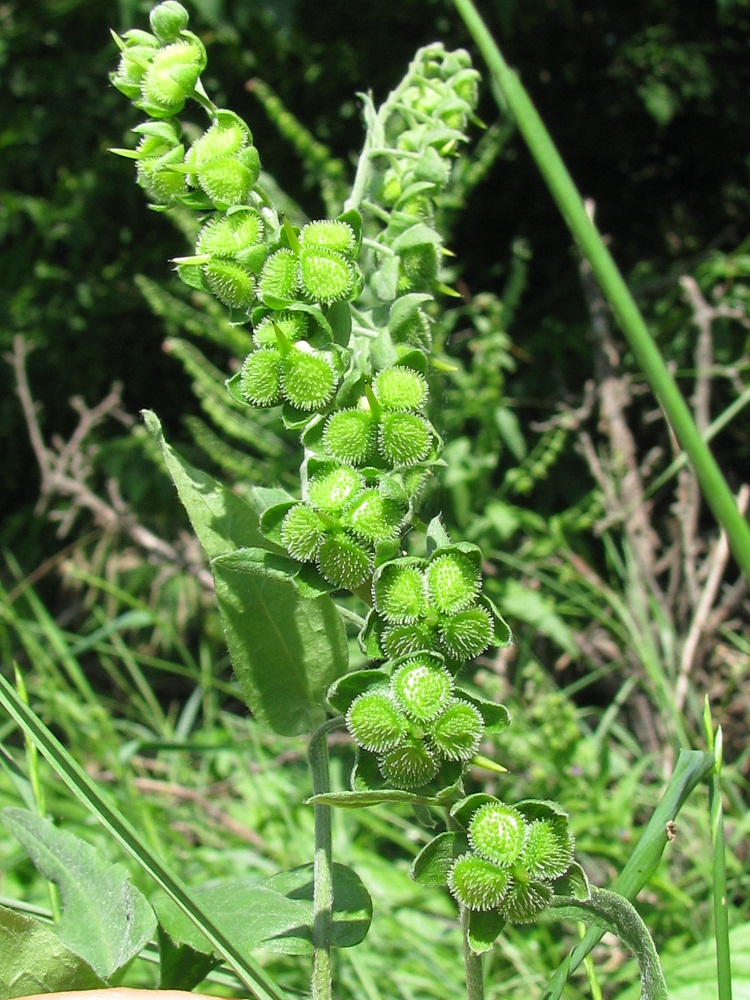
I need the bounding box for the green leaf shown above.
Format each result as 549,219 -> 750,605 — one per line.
0,905 -> 106,998
409,831 -> 458,888
326,669 -> 390,715
1,808 -> 156,979
156,925 -> 218,991
143,409 -> 283,558
548,888 -> 668,1000
467,908 -> 506,955
153,863 -> 371,957
211,547 -> 348,735
0,673 -> 291,1000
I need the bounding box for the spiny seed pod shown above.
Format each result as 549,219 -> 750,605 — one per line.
149,1 -> 190,42
253,311 -> 308,349
195,148 -> 260,208
428,700 -> 484,761
298,248 -> 359,304
203,259 -> 255,309
111,31 -> 160,99
317,534 -> 372,590
300,219 -> 357,257
197,208 -> 264,260
259,249 -> 299,306
136,144 -> 187,203
468,802 -> 527,868
382,622 -> 433,659
378,412 -> 432,467
345,690 -> 408,753
372,366 -> 428,412
439,606 -> 493,660
390,657 -> 453,722
448,855 -> 512,912
373,564 -> 426,623
280,504 -> 326,562
323,408 -> 377,466
425,553 -> 480,615
398,243 -> 439,294
140,37 -> 206,118
523,820 -> 573,881
281,346 -> 337,411
344,490 -> 406,542
239,349 -> 282,406
379,738 -> 438,788
308,466 -> 364,514
501,881 -> 552,924
188,110 -> 251,164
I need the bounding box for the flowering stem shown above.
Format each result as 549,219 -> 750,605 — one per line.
462,906 -> 486,1000
308,717 -> 344,1000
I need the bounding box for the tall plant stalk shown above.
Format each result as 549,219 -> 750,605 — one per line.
452,0 -> 750,584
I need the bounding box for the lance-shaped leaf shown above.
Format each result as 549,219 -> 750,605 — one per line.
1,808 -> 155,979
211,547 -> 348,735
143,409 -> 286,558
0,905 -> 106,998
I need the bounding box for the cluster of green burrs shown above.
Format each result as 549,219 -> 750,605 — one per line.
448,799 -> 575,923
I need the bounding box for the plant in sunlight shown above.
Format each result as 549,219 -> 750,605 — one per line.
0,2 -> 726,999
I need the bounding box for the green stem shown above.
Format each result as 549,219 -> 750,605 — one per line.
451,0 -> 750,584
461,906 -> 485,1000
308,717 -> 344,1000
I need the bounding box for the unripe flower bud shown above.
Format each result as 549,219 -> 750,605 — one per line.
149,1 -> 190,42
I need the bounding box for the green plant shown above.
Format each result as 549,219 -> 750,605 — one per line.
0,3 -> 733,1000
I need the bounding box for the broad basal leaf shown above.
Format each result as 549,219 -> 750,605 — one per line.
0,905 -> 106,999
1,808 -> 155,979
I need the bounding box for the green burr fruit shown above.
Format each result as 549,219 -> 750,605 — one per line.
317,534 -> 373,590
373,563 -> 426,623
280,504 -> 326,562
300,219 -> 357,257
308,466 -> 364,514
372,366 -> 428,412
378,412 -> 431,467
346,690 -> 408,753
468,801 -> 527,868
239,349 -> 282,406
323,408 -> 377,466
428,700 -> 484,761
281,346 -> 337,410
390,657 -> 453,722
448,854 -> 512,912
439,606 -> 493,660
425,552 -> 480,615
379,738 -> 439,788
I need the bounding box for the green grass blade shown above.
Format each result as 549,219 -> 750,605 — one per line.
541,748 -> 714,998
451,0 -> 750,584
0,669 -> 292,1000
704,702 -> 733,1000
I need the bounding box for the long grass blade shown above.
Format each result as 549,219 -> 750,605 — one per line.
451,0 -> 750,584
704,701 -> 733,1000
0,668 -> 292,1000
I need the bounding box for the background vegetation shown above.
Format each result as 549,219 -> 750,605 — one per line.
1,0 -> 749,997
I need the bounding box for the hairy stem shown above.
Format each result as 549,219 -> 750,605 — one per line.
308,717 -> 344,1000
462,906 -> 486,1000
